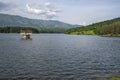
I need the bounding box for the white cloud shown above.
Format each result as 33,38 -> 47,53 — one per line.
44,2 -> 51,7
46,10 -> 57,18
26,2 -> 61,19
26,4 -> 45,14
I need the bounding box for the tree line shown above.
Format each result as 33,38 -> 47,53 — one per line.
65,17 -> 120,36
100,22 -> 120,35
0,26 -> 66,33
0,27 -> 39,33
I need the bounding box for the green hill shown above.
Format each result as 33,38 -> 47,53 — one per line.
65,17 -> 120,36
0,13 -> 79,33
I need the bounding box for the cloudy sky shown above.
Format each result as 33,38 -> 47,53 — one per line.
0,0 -> 120,25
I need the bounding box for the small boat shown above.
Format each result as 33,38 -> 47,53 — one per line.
20,30 -> 32,40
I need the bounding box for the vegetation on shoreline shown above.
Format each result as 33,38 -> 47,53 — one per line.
0,26 -> 67,33
0,27 -> 39,33
65,17 -> 120,36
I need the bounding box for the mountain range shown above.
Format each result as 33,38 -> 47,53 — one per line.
0,13 -> 79,28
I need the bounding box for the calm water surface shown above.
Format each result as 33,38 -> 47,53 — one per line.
0,34 -> 120,80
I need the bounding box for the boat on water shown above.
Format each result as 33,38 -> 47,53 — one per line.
20,30 -> 32,40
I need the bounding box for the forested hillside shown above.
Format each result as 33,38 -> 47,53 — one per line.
65,17 -> 120,36
0,27 -> 39,33
0,13 -> 79,33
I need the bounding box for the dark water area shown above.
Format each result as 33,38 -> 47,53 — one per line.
0,34 -> 120,80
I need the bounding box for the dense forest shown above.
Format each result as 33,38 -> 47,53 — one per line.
0,26 -> 67,33
0,27 -> 39,33
65,17 -> 120,36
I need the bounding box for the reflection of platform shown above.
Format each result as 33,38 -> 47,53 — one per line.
20,30 -> 32,40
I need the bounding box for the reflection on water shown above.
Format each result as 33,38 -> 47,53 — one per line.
0,34 -> 120,80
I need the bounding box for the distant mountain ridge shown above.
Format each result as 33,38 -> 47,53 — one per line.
0,13 -> 79,28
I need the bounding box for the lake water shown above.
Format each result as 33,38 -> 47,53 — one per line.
0,34 -> 120,80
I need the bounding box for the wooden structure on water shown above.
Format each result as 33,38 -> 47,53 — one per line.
20,30 -> 32,40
